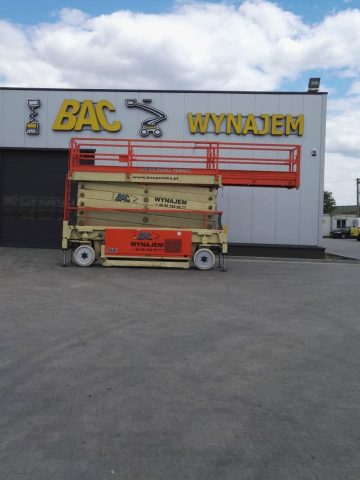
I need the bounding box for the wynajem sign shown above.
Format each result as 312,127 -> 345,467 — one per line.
47,99 -> 304,137
187,113 -> 304,136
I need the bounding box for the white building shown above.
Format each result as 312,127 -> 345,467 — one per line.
323,213 -> 357,237
0,87 -> 327,257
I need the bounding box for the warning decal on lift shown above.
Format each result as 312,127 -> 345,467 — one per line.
105,229 -> 192,258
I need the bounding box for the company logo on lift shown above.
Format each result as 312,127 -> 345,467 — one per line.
115,193 -> 130,202
131,230 -> 164,249
26,99 -> 40,135
125,98 -> 167,137
114,192 -> 137,203
135,231 -> 160,241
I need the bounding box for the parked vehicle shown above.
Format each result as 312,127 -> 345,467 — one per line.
350,218 -> 360,241
330,226 -> 351,239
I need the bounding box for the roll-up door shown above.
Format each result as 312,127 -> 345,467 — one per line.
0,149 -> 67,248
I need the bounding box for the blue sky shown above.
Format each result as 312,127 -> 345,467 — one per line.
0,0 -> 360,203
0,0 -> 358,25
0,0 -> 358,95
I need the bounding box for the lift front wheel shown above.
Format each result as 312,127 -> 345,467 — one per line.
193,248 -> 215,270
73,245 -> 96,267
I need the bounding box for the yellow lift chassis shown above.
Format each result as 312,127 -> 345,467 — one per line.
62,170 -> 227,270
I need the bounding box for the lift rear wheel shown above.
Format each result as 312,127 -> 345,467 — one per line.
73,245 -> 96,267
193,248 -> 215,270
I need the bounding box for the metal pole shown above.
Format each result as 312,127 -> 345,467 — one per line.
357,178 -> 360,217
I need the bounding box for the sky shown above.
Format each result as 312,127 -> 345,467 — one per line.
0,0 -> 360,205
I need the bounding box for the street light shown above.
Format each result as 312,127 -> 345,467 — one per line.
308,78 -> 321,92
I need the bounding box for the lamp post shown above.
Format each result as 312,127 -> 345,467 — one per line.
308,78 -> 320,93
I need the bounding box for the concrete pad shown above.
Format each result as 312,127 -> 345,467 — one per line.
322,237 -> 360,260
1,248 -> 360,480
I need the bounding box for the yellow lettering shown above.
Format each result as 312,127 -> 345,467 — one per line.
187,112 -> 303,137
52,99 -> 80,130
96,100 -> 121,132
53,99 -> 121,132
210,113 -> 225,134
226,114 -> 242,134
258,114 -> 270,135
187,113 -> 210,134
285,114 -> 304,136
74,100 -> 100,131
271,114 -> 284,135
242,114 -> 259,135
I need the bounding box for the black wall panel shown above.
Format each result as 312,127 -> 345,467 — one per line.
0,149 -> 68,248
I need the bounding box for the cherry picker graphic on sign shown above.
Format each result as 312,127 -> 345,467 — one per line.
26,99 -> 40,135
125,98 -> 167,137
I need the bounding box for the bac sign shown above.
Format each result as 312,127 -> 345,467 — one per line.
52,99 -> 121,132
51,98 -> 305,137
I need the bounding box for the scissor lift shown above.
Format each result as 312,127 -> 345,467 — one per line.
62,138 -> 300,270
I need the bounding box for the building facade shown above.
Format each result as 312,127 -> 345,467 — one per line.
0,88 -> 327,256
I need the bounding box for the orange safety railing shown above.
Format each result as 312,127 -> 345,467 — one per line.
68,138 -> 301,188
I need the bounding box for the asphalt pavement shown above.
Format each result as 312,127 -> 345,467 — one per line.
322,237 -> 360,260
1,248 -> 360,480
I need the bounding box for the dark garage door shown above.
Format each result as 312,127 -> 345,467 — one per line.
0,149 -> 68,248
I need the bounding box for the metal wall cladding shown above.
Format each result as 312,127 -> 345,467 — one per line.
0,88 -> 327,246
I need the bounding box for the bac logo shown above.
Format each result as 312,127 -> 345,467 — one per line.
135,231 -> 160,241
114,192 -> 137,203
52,99 -> 121,132
115,193 -> 130,202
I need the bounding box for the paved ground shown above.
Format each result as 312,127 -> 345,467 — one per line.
322,237 -> 360,260
1,248 -> 360,480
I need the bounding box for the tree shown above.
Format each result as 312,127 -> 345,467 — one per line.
324,191 -> 336,213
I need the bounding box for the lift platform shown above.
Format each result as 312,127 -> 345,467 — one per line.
62,138 -> 300,270
67,137 -> 300,188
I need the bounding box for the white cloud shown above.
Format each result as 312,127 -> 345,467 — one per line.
325,152 -> 359,205
325,92 -> 360,204
0,0 -> 359,204
348,80 -> 360,95
58,8 -> 90,26
0,1 -> 359,90
327,95 -> 360,157
0,20 -> 69,87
